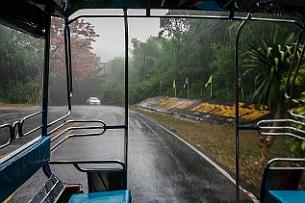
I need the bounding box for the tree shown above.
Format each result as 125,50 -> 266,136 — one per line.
0,24 -> 43,104
245,24 -> 298,165
50,17 -> 99,78
49,17 -> 101,105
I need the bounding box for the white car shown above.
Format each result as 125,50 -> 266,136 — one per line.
87,97 -> 101,105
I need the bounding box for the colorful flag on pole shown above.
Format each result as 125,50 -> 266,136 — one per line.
205,75 -> 213,87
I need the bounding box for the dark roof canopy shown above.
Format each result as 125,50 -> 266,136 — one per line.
1,0 -> 305,37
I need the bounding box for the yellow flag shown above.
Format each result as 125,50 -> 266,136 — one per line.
205,75 -> 213,87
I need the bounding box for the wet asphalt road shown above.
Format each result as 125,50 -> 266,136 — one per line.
1,106 -> 252,202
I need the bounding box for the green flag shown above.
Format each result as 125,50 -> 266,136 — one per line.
205,75 -> 213,87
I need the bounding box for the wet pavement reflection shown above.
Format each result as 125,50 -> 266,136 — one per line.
7,106 -> 252,202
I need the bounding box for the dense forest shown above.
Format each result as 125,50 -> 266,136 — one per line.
1,11 -> 305,167
104,13 -> 302,108
0,25 -> 43,104
1,13 -> 304,111
100,12 -> 305,163
0,17 -> 102,106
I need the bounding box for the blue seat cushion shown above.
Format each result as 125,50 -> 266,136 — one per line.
68,190 -> 131,203
0,136 -> 50,202
268,190 -> 305,203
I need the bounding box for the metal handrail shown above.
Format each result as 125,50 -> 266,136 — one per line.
50,119 -> 126,151
50,125 -> 106,152
67,14 -> 302,28
0,124 -> 12,149
257,118 -> 305,141
49,160 -> 126,172
267,157 -> 305,168
50,120 -> 106,151
290,109 -> 305,120
0,109 -> 72,149
48,110 -> 71,128
51,124 -> 127,151
49,119 -> 105,135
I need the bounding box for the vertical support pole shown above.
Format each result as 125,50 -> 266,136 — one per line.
64,20 -> 72,111
42,15 -> 52,178
42,16 -> 51,137
123,7 -> 129,188
285,28 -> 304,101
67,25 -> 73,100
235,15 -> 248,203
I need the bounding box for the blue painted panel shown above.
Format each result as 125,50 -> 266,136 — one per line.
191,1 -> 222,10
69,190 -> 131,203
269,190 -> 305,203
0,136 -> 50,202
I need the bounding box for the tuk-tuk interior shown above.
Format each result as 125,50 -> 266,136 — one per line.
1,1 -> 305,203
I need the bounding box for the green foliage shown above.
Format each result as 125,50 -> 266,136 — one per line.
0,17 -> 101,106
100,57 -> 124,105
3,82 -> 41,104
210,43 -> 235,98
102,15 -> 303,108
0,25 -> 43,104
244,24 -> 297,114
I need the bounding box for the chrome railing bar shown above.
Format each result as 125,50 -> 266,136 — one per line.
290,109 -> 305,120
51,125 -> 105,142
49,160 -> 126,172
258,118 -> 305,127
0,124 -> 12,149
260,132 -> 305,141
267,158 -> 305,167
51,126 -> 106,151
269,166 -> 305,170
49,119 -> 106,135
47,110 -> 71,128
24,125 -> 43,137
68,14 -> 302,28
51,124 -> 129,151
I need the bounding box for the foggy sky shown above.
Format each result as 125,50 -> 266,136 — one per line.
70,9 -> 166,62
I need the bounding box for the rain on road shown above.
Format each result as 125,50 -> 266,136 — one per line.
2,106 -> 252,202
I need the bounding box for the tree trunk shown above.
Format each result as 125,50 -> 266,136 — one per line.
259,135 -> 275,166
258,105 -> 282,166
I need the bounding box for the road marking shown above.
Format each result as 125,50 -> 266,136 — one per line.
133,111 -> 258,203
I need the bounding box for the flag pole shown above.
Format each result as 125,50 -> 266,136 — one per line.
210,81 -> 213,98
187,82 -> 190,98
173,79 -> 177,98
